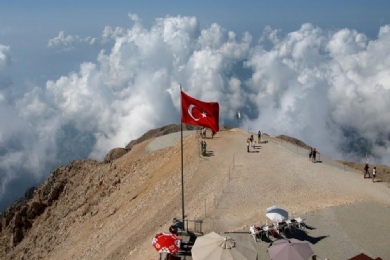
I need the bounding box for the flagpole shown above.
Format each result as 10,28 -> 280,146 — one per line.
180,84 -> 185,228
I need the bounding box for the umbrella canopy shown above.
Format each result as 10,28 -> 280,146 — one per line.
266,206 -> 289,222
268,239 -> 314,260
192,231 -> 258,260
152,233 -> 181,254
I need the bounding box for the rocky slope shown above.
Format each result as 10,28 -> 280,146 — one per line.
0,124 -> 205,259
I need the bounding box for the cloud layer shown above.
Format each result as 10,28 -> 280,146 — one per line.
1,16 -> 390,209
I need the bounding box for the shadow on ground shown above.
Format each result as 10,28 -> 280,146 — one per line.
177,231 -> 197,259
283,228 -> 328,245
202,151 -> 214,157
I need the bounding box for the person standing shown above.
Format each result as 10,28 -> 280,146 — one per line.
247,138 -> 250,153
169,225 -> 178,235
372,166 -> 376,182
258,130 -> 261,143
309,147 -> 313,161
364,163 -> 369,178
312,148 -> 317,163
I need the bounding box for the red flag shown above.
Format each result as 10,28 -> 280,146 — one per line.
181,91 -> 219,132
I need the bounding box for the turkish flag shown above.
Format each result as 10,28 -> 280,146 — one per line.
181,91 -> 219,132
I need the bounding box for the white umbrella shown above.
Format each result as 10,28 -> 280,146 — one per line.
191,232 -> 258,260
266,206 -> 289,222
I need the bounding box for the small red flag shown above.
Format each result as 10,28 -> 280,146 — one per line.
181,91 -> 219,132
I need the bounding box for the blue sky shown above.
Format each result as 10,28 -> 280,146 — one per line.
1,1 -> 390,210
3,1 -> 390,35
2,0 -> 389,84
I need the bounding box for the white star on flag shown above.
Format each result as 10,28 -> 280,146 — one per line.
201,112 -> 207,118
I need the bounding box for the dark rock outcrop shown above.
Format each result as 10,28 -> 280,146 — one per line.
26,201 -> 45,219
104,148 -> 128,163
124,124 -> 200,151
24,187 -> 36,200
0,161 -> 72,250
276,134 -> 311,150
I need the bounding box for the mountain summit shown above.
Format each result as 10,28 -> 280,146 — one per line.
1,126 -> 390,260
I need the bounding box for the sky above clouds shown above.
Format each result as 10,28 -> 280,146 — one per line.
1,0 -> 390,210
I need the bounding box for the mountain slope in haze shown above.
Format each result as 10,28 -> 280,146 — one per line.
1,125 -> 390,260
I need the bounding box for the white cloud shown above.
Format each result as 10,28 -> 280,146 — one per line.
47,31 -> 98,50
0,44 -> 10,68
2,16 -> 390,210
244,23 -> 390,162
102,26 -> 126,43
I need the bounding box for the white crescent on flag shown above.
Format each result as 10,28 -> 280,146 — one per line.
188,104 -> 200,121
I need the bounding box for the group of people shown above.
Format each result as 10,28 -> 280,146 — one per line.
199,127 -> 214,156
200,127 -> 216,139
250,223 -> 279,241
309,148 -> 317,163
246,130 -> 263,153
364,163 -> 377,182
250,217 -> 308,242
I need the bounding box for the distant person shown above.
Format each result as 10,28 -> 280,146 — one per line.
372,166 -> 376,182
312,148 -> 317,163
200,140 -> 207,155
258,130 -> 261,142
364,163 -> 369,178
249,135 -> 254,148
169,225 -> 178,234
309,147 -> 313,161
247,138 -> 250,153
249,224 -> 261,241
